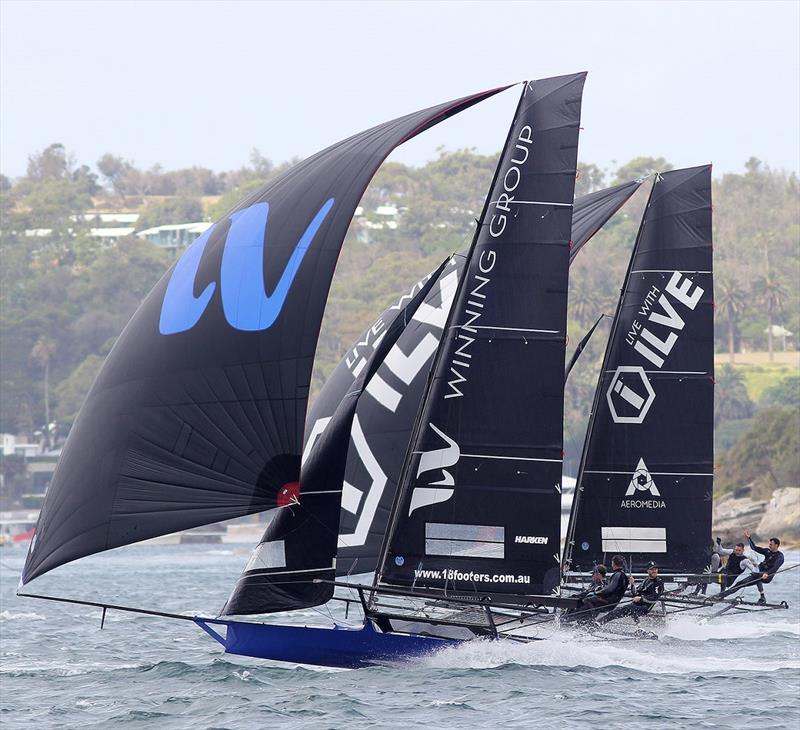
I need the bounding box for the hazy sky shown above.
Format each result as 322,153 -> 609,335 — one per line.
2,1 -> 799,180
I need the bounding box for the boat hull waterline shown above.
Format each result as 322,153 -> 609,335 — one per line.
194,618 -> 460,669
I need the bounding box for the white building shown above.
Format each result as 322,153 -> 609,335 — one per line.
1,434 -> 40,458
136,222 -> 213,254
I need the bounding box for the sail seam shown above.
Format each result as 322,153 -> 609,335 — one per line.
584,470 -> 713,476
241,566 -> 335,577
630,269 -> 711,274
459,453 -> 562,463
451,326 -> 560,333
489,199 -> 573,207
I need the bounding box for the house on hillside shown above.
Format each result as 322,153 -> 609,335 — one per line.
24,225 -> 136,244
71,212 -> 140,225
136,222 -> 213,255
88,227 -> 136,242
1,433 -> 40,458
351,204 -> 401,243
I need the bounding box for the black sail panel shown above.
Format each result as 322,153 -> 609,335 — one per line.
379,73 -> 587,596
21,86 -> 508,585
567,166 -> 713,574
306,254 -> 466,577
220,262 -> 448,614
570,180 -> 642,262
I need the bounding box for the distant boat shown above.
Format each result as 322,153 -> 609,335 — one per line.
0,511 -> 38,546
13,527 -> 35,543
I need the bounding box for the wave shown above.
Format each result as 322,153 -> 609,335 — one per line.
663,615 -> 800,641
0,610 -> 46,621
423,637 -> 800,674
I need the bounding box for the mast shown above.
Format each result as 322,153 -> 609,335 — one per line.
377,73 -> 587,597
563,178 -> 657,569
565,166 -> 713,574
372,85 -> 530,589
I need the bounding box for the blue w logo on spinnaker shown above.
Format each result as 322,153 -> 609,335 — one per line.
159,198 -> 335,334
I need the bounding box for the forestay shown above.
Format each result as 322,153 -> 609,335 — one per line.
566,165 -> 713,574
378,73 -> 587,597
22,86 -> 507,584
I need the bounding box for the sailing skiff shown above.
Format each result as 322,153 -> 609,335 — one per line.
19,73 -> 788,670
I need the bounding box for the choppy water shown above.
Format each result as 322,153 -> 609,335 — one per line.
2,545 -> 798,729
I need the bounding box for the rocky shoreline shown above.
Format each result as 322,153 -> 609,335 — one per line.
713,486 -> 800,549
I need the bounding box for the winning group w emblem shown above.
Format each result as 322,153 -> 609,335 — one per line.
159,198 -> 334,335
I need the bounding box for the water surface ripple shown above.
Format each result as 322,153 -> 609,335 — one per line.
2,545 -> 798,729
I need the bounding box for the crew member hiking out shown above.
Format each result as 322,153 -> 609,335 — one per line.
713,539 -> 758,594
600,561 -> 664,624
731,531 -> 785,605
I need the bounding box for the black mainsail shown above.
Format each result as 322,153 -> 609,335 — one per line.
378,73 -> 587,597
566,165 -> 713,574
304,182 -> 641,578
21,87 -> 508,585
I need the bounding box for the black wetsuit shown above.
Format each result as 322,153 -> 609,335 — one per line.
600,576 -> 664,624
562,580 -> 605,622
739,537 -> 785,595
721,552 -> 749,591
577,568 -> 629,620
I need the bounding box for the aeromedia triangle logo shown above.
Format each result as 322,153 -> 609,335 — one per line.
621,458 -> 665,509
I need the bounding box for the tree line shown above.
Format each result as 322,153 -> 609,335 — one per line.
1,144 -> 797,493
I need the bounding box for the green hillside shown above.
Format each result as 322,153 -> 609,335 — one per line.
1,144 -> 798,504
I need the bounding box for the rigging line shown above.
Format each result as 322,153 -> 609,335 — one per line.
372,84 -> 530,591
563,175 -> 658,568
16,591 -> 224,624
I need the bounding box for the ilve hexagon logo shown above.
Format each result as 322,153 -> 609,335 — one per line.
606,366 -> 655,424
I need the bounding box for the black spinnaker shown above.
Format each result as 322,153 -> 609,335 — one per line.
305,181 -> 641,578
378,73 -> 587,597
21,86 -> 508,585
566,166 -> 713,575
569,179 -> 642,262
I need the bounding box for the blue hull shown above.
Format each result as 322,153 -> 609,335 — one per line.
195,618 -> 460,669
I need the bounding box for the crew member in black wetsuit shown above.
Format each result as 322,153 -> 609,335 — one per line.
714,540 -> 757,593
574,555 -> 629,622
562,565 -> 606,622
600,561 -> 664,624
735,530 -> 785,605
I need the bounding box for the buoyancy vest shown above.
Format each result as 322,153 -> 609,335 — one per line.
725,552 -> 747,575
